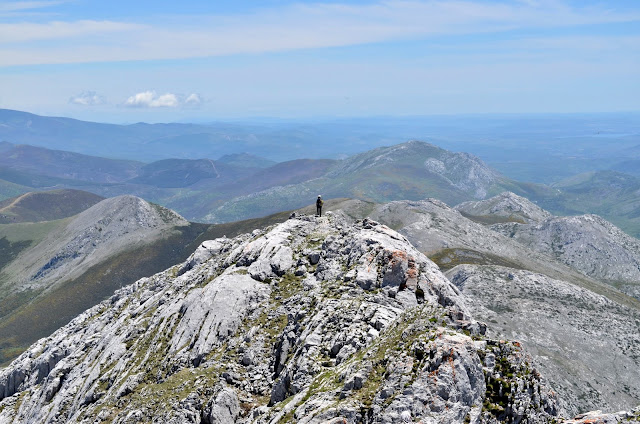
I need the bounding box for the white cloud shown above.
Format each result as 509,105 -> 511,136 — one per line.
184,93 -> 203,107
123,91 -> 201,108
0,1 -> 638,66
69,91 -> 106,106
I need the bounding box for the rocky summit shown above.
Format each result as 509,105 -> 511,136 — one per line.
0,213 -> 573,423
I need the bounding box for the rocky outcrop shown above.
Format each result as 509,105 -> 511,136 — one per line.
0,214 -> 560,423
365,199 -> 621,302
449,192 -> 640,301
456,192 -> 552,224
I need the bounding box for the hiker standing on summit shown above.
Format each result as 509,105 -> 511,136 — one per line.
316,195 -> 323,217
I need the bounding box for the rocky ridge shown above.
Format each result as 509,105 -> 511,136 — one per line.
0,214 -> 562,423
459,193 -> 640,300
364,199 -> 626,305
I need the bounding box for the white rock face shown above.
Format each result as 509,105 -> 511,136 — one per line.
0,214 -> 559,423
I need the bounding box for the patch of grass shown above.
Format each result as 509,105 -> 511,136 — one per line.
429,248 -> 527,272
458,211 -> 526,225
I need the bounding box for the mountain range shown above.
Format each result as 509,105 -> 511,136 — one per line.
2,109 -> 639,185
4,138 -> 640,241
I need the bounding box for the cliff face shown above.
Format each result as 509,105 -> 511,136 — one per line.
0,214 -> 559,423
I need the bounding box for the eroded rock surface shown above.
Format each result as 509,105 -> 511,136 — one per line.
0,215 -> 560,423
447,264 -> 640,416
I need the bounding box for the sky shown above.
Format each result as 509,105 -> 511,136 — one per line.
0,0 -> 638,123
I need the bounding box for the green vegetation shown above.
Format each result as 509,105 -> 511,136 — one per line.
429,248 -> 527,271
458,211 -> 526,225
0,237 -> 32,270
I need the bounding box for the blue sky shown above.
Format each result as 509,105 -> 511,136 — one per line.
0,0 -> 638,123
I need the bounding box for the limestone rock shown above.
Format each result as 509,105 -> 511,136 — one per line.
0,212 -> 630,424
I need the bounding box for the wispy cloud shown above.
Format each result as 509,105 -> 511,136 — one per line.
0,20 -> 143,43
69,91 -> 106,106
0,1 -> 67,13
0,1 -> 71,18
123,91 -> 202,108
1,1 -> 638,66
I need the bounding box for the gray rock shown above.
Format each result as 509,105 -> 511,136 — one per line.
203,388 -> 240,424
0,211 -> 630,424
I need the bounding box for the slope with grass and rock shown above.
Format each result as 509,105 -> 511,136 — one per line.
0,192 -> 297,366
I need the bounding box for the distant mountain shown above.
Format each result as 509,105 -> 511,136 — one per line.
204,141 -> 554,223
0,178 -> 31,203
127,158 -> 256,188
217,152 -> 276,168
0,109 -> 211,162
5,137 -> 640,238
0,108 -> 398,162
0,189 -> 104,223
610,159 -> 640,176
0,144 -> 142,183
